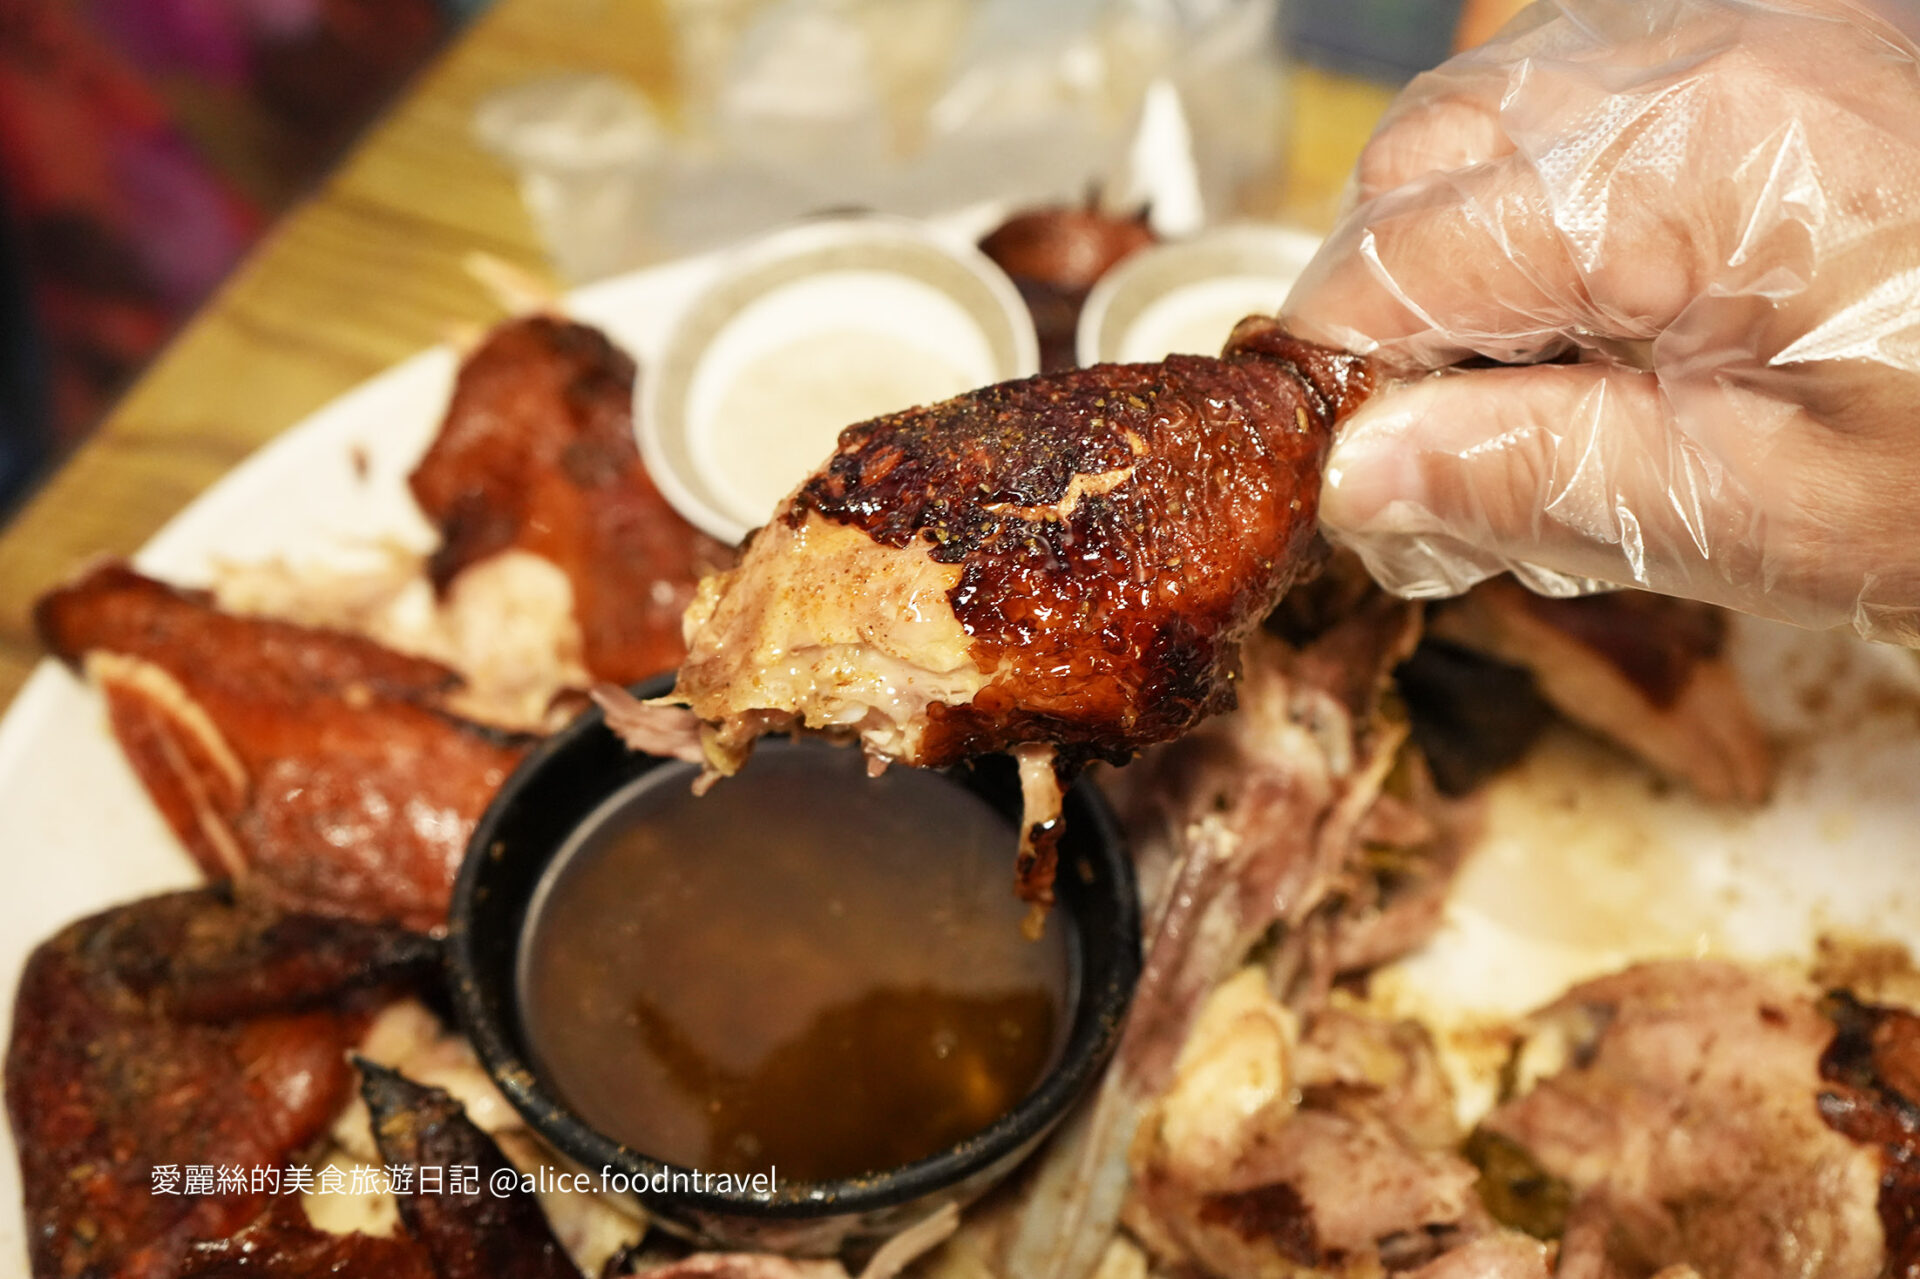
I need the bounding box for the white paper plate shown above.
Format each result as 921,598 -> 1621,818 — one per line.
3,244 -> 1920,1273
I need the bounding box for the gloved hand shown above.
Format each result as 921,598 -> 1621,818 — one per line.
1283,0 -> 1920,643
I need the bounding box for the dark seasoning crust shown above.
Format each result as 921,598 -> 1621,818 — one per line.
360,1063 -> 579,1279
795,316 -> 1372,774
1818,992 -> 1920,1276
3,889 -> 436,1279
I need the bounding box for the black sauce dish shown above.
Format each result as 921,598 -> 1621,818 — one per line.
446,673 -> 1141,1254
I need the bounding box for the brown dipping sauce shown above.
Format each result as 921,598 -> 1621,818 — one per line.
517,744 -> 1073,1183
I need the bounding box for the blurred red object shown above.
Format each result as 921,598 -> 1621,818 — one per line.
979,205 -> 1156,372
0,0 -> 448,493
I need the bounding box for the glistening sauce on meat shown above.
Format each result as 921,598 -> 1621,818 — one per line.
516,744 -> 1072,1182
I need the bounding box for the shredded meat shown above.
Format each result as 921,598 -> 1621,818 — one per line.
667,318 -> 1371,904
36,562 -> 532,930
1479,960 -> 1884,1279
622,1205 -> 958,1279
1001,592 -> 1437,1279
1123,970 -> 1495,1279
408,315 -> 731,686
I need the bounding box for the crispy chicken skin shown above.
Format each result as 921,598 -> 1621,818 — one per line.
358,1063 -> 579,1279
36,562 -> 532,930
409,315 -> 731,686
1814,993 -> 1920,1276
178,1203 -> 436,1279
4,888 -> 432,1279
8,887 -> 593,1279
177,1066 -> 599,1279
669,318 -> 1369,899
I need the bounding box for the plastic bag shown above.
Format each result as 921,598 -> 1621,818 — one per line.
473,0 -> 1284,281
1282,0 -> 1920,644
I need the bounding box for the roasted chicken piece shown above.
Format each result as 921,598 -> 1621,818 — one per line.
1123,970 -> 1533,1279
357,1063 -> 579,1279
409,315 -> 732,686
36,562 -> 533,930
4,888 -> 435,1279
660,318 -> 1370,904
978,205 -> 1156,372
1475,960 -> 1887,1279
1428,578 -> 1773,804
178,1202 -> 436,1279
179,1058 -> 593,1279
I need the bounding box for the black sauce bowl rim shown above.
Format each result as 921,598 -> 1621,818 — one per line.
446,673 -> 1141,1220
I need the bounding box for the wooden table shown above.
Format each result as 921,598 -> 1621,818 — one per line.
0,0 -> 1394,707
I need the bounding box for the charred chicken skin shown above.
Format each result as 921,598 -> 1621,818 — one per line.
8,886 -> 598,1279
357,1063 -> 580,1279
664,318 -> 1370,903
4,888 -> 434,1279
1818,992 -> 1920,1276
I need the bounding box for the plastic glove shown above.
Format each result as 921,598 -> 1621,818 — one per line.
1283,0 -> 1920,643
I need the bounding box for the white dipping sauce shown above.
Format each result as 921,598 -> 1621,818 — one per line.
1116,275 -> 1295,363
686,271 -> 996,525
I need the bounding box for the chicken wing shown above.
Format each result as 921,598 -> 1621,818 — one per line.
358,1063 -> 579,1279
660,318 -> 1370,904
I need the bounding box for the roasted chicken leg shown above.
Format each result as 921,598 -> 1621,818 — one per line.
651,318 -> 1370,904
